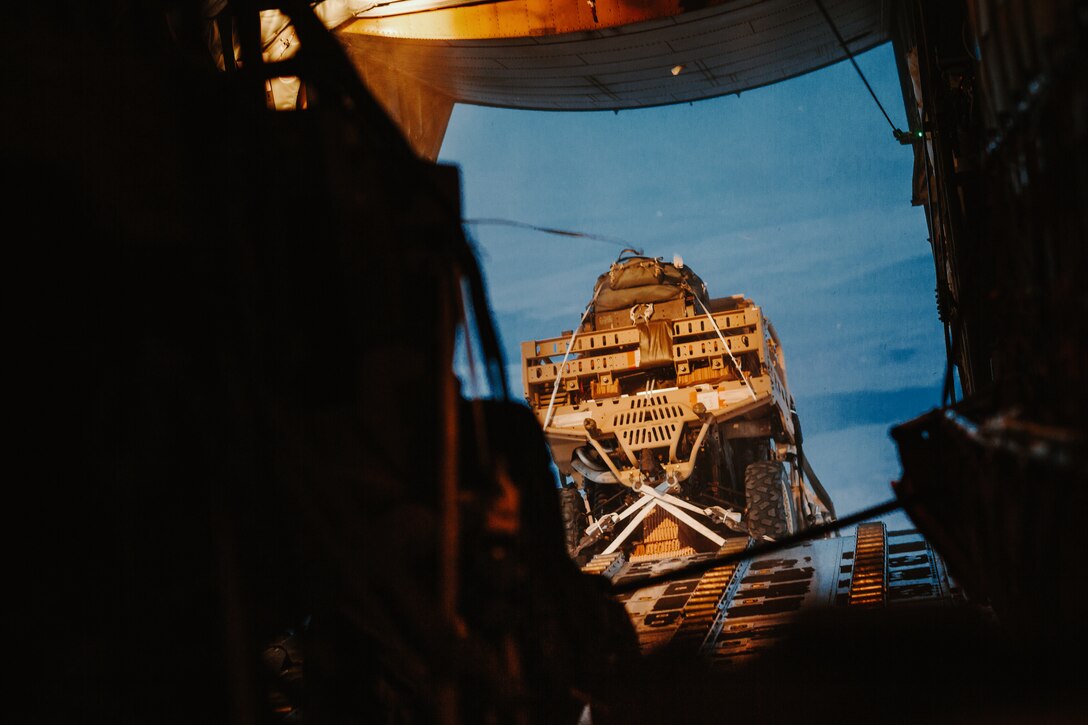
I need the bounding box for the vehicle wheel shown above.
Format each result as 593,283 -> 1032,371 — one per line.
557,487 -> 584,556
744,461 -> 795,541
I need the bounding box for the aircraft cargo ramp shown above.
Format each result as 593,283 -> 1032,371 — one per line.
584,522 -> 962,657
520,253 -> 968,670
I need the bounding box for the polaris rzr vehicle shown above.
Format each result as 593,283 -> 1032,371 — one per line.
520,253 -> 836,564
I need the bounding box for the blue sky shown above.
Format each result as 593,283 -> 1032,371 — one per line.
439,43 -> 945,527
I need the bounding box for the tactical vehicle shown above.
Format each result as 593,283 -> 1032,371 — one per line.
521,253 -> 836,562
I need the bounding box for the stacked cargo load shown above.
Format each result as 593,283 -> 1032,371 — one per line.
521,253 -> 836,564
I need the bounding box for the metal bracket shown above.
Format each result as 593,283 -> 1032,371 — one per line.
704,505 -> 745,532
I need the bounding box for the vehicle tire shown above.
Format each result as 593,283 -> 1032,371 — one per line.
557,487 -> 584,556
744,461 -> 795,541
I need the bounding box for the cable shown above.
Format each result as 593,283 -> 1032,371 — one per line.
688,290 -> 757,401
812,0 -> 906,140
463,218 -> 635,249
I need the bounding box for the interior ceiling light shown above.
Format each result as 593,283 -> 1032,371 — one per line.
671,64 -> 685,76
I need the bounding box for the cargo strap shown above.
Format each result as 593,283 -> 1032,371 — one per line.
600,484 -> 727,555
687,290 -> 757,401
542,287 -> 602,428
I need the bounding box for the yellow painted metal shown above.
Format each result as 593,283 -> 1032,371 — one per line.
582,551 -> 624,576
340,0 -> 697,41
630,508 -> 696,560
848,522 -> 888,607
670,537 -> 748,648
521,308 -> 761,390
